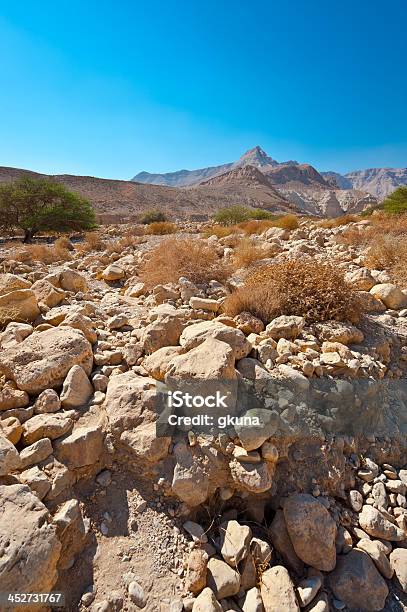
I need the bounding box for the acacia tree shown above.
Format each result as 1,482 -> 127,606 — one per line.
0,177 -> 97,242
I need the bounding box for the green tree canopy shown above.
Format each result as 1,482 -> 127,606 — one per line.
382,186 -> 407,214
0,177 -> 97,242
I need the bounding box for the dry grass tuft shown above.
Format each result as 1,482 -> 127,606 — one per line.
224,259 -> 362,324
202,224 -> 240,239
146,221 -> 177,235
9,243 -> 71,264
104,234 -> 143,254
76,231 -> 105,253
319,214 -> 359,229
140,238 -> 230,288
365,234 -> 407,285
232,237 -> 266,269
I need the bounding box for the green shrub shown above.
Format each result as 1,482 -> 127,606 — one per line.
213,206 -> 278,226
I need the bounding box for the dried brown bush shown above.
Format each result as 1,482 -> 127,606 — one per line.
76,231 -> 105,253
202,224 -> 239,238
105,234 -> 143,254
224,259 -> 362,324
319,214 -> 359,229
146,221 -> 177,235
365,234 -> 407,285
9,244 -> 71,264
232,238 -> 266,269
140,238 -> 230,288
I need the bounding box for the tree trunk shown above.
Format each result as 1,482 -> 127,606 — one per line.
23,229 -> 35,243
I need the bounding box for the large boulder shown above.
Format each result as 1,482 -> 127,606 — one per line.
58,269 -> 88,293
0,327 -> 93,394
265,315 -> 305,340
31,279 -> 65,308
179,320 -> 251,360
141,313 -> 189,354
142,346 -> 183,381
0,484 -> 61,595
171,441 -> 209,507
329,549 -> 389,611
283,494 -> 337,571
269,509 -> 304,574
207,557 -> 240,599
0,289 -> 40,324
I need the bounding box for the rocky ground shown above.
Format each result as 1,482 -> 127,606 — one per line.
0,217 -> 406,611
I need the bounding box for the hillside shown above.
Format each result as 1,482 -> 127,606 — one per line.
0,164 -> 296,222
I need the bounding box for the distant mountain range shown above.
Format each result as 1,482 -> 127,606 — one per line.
133,145 -> 407,202
1,147 -> 404,222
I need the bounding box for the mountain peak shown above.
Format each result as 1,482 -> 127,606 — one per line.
237,145 -> 278,168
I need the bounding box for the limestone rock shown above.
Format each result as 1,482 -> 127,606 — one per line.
179,320 -> 251,360
167,337 -> 236,381
207,557 -> 240,599
22,413 -> 74,445
356,539 -> 393,579
102,263 -> 125,281
186,549 -> 208,594
192,588 -> 222,612
0,484 -> 61,594
0,386 -> 29,411
370,283 -> 407,309
0,289 -> 40,324
265,315 -> 305,340
54,424 -> 104,469
59,269 -> 88,293
359,505 -> 406,541
242,587 -> 263,612
329,549 -> 388,611
19,437 -> 53,469
60,365 -> 94,408
0,416 -> 22,445
31,279 -> 66,308
260,566 -> 299,612
229,459 -> 273,494
283,494 -> 337,571
142,346 -> 183,381
171,441 -> 209,506
389,548 -> 407,593
268,509 -> 304,574
0,322 -> 33,349
34,389 -> 61,414
221,520 -> 252,566
0,434 -> 21,475
0,327 -> 93,394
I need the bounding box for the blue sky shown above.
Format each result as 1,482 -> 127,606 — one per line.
1,0 -> 406,178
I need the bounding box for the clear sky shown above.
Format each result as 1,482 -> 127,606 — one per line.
1,0 -> 406,179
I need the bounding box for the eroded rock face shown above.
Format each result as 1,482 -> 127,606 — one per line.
0,434 -> 21,475
329,549 -> 389,611
283,493 -> 337,571
0,484 -> 61,594
0,328 -> 93,394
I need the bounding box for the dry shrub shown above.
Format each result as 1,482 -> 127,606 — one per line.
237,220 -> 276,235
77,231 -> 105,253
202,224 -> 239,238
10,244 -> 71,264
274,214 -> 299,230
365,234 -> 407,285
232,238 -> 266,269
140,238 -> 230,287
224,259 -> 362,324
105,234 -> 143,254
146,221 -> 177,235
54,236 -> 74,250
320,214 -> 359,229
